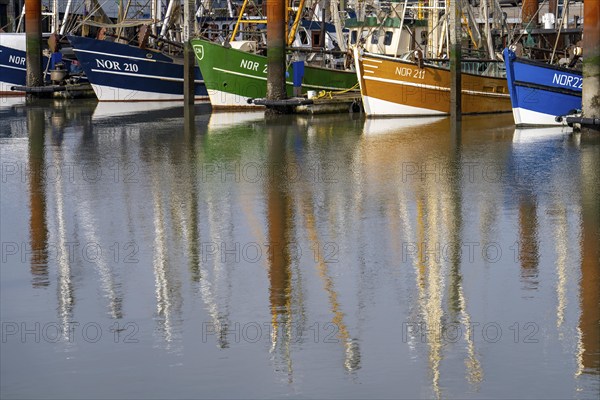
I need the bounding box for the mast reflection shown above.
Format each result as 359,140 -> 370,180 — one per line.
295,121 -> 362,374
149,139 -> 183,348
50,128 -> 75,337
518,197 -> 540,292
361,118 -> 487,397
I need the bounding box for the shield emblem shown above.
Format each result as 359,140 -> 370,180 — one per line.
193,45 -> 204,61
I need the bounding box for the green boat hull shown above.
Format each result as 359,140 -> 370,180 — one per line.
191,38 -> 358,108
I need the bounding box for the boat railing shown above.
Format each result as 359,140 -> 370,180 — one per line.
425,58 -> 506,78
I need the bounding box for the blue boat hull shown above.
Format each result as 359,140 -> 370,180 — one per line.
1,33 -> 88,95
1,33 -> 45,94
503,48 -> 582,126
68,35 -> 207,101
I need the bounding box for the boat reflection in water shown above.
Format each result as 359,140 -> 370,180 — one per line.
0,104 -> 597,399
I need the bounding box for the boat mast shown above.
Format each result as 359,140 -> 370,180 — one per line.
151,0 -> 160,36
329,0 -> 346,51
482,0 -> 495,59
227,0 -> 235,18
160,0 -> 177,38
427,0 -> 440,58
59,0 -> 75,35
51,0 -> 59,32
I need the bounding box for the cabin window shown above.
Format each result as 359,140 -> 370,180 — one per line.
384,31 -> 393,46
350,31 -> 357,44
371,30 -> 379,44
299,30 -> 309,45
312,32 -> 321,48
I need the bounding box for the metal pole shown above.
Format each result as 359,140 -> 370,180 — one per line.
482,0 -> 495,60
25,0 -> 42,91
266,0 -> 287,102
151,0 -> 158,35
449,0 -> 461,120
59,0 -> 74,35
17,4 -> 25,32
319,6 -> 326,48
160,0 -> 176,38
51,0 -> 58,32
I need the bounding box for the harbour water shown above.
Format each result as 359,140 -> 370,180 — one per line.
1,98 -> 598,399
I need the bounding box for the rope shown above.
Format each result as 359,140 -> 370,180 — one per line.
549,0 -> 568,64
315,82 -> 360,99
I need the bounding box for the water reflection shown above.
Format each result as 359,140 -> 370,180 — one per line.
27,107 -> 49,288
265,121 -> 296,380
150,159 -> 183,346
407,146 -> 483,397
1,103 -> 598,398
49,121 -> 75,339
579,136 -> 600,376
93,102 -> 188,121
518,197 -> 540,292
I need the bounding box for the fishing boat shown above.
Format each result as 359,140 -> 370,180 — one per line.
1,0 -> 94,96
0,32 -> 87,95
190,0 -> 358,108
68,35 -> 207,101
64,0 -> 226,102
0,33 -> 34,95
1,0 -> 59,94
503,48 -> 582,127
191,37 -> 358,108
351,0 -> 512,117
353,48 -> 512,116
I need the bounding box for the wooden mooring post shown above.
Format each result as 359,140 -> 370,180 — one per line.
582,0 -> 599,133
183,0 -> 195,106
266,0 -> 289,115
449,0 -> 461,125
25,0 -> 43,98
522,0 -> 539,26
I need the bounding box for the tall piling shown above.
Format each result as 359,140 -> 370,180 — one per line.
266,0 -> 287,113
522,0 -> 539,26
25,0 -> 43,91
449,0 -> 461,122
6,0 -> 16,32
183,0 -> 195,106
582,0 -> 599,130
549,0 -> 557,17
